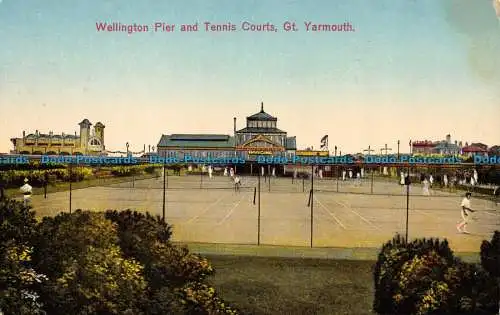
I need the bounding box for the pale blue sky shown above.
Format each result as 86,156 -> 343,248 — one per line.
0,0 -> 499,153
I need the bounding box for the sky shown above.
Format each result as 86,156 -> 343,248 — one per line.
0,0 -> 499,154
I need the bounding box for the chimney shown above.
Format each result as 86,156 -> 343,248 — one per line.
22,131 -> 25,138
35,130 -> 38,136
233,117 -> 236,134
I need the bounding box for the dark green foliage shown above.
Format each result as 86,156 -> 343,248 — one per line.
31,210 -> 118,278
0,198 -> 38,245
0,199 -> 47,314
31,210 -> 147,314
480,230 -> 500,314
104,209 -> 231,314
373,234 -> 498,314
104,209 -> 172,261
0,200 -> 240,314
481,231 -> 500,278
373,234 -> 455,313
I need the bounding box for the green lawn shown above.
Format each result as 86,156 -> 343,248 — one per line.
206,255 -> 375,315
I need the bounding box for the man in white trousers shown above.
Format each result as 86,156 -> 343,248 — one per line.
20,178 -> 32,207
457,192 -> 476,234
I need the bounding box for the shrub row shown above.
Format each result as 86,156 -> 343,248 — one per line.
0,201 -> 239,314
0,165 -> 163,188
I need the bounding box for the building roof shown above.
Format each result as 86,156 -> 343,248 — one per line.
94,122 -> 105,128
236,127 -> 285,134
413,140 -> 436,147
462,145 -> 487,152
246,102 -> 277,121
157,134 -> 235,148
286,137 -> 296,150
79,119 -> 92,126
489,145 -> 500,152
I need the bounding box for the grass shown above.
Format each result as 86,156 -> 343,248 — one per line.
206,255 -> 375,315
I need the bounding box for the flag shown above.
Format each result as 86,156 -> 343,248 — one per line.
320,135 -> 328,149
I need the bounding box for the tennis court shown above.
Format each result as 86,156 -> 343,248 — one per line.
27,174 -> 499,252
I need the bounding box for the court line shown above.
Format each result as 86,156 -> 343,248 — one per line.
413,209 -> 435,218
185,195 -> 226,224
314,196 -> 346,229
217,195 -> 246,226
334,199 -> 382,231
483,211 -> 500,217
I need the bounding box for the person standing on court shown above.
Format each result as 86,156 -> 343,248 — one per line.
20,178 -> 32,207
457,192 -> 475,234
422,177 -> 431,196
234,176 -> 241,192
208,165 -> 213,179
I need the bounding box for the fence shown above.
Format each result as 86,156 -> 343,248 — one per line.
1,163 -> 499,251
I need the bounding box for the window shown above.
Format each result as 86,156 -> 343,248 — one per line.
90,138 -> 101,146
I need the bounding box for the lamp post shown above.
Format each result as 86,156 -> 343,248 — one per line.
405,174 -> 411,243
397,140 -> 400,159
126,142 -> 130,156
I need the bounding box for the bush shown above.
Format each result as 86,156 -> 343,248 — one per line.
481,231 -> 500,278
480,231 -> 500,313
373,234 -> 498,314
373,234 -> 454,314
0,201 -> 240,315
0,242 -> 48,314
31,210 -> 146,314
0,199 -> 47,314
0,198 -> 38,245
104,210 -> 238,314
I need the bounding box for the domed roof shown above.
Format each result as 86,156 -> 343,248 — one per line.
247,102 -> 277,121
79,119 -> 92,126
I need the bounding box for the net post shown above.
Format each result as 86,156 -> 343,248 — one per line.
162,164 -> 166,222
257,170 -> 261,245
310,164 -> 314,248
69,163 -> 72,214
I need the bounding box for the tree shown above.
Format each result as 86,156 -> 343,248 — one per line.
0,198 -> 46,314
481,231 -> 500,314
32,211 -> 147,314
0,242 -> 48,314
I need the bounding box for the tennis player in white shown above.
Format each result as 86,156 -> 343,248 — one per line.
457,192 -> 475,234
422,178 -> 430,196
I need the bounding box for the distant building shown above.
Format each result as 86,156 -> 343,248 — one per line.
489,145 -> 500,155
413,134 -> 462,155
462,144 -> 488,157
412,140 -> 435,154
10,119 -> 106,155
156,102 -> 297,172
234,102 -> 296,160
